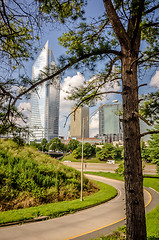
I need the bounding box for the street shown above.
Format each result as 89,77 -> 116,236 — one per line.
63,162 -> 157,175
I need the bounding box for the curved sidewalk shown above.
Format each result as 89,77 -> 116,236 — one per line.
0,175 -> 158,240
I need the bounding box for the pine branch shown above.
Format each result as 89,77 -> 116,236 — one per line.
140,130 -> 159,138
11,48 -> 122,106
0,84 -> 15,99
130,0 -> 145,46
144,4 -> 159,14
103,0 -> 129,48
64,90 -> 122,127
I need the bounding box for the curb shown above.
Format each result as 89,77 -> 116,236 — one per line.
0,216 -> 49,227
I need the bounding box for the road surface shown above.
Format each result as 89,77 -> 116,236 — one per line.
63,162 -> 157,175
0,174 -> 158,240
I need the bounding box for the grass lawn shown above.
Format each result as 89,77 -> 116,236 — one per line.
62,154 -> 123,164
0,180 -> 117,225
85,172 -> 124,181
62,154 -> 104,163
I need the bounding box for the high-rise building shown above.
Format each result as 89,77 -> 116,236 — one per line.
99,102 -> 152,143
30,41 -> 60,142
70,107 -> 89,138
99,103 -> 123,143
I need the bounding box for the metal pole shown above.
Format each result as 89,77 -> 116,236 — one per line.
80,117 -> 84,201
80,100 -> 118,201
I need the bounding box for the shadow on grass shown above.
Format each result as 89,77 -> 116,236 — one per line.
147,237 -> 159,240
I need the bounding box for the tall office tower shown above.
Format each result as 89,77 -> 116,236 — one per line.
99,103 -> 123,143
30,41 -> 60,142
70,107 -> 89,138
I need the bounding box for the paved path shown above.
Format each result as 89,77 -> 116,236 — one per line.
0,175 -> 158,240
63,162 -> 157,175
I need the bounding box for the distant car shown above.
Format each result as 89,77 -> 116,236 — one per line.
63,160 -> 71,162
107,160 -> 115,164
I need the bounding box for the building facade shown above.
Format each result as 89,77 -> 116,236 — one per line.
70,107 -> 89,138
30,41 -> 60,142
99,103 -> 123,143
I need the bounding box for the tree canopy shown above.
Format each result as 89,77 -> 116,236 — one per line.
140,91 -> 159,124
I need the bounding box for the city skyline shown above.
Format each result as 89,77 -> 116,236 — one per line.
17,0 -> 158,140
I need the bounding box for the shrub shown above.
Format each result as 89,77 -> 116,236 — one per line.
0,139 -> 97,211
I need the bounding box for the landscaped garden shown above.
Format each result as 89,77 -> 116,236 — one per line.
0,139 -> 117,224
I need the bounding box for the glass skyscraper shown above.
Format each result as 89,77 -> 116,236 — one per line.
99,103 -> 123,143
30,41 -> 60,142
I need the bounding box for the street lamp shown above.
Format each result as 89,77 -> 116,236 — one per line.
80,99 -> 118,201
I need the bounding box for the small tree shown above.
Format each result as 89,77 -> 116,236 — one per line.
111,145 -> 123,161
40,138 -> 48,152
72,142 -> 95,159
67,139 -> 80,152
49,138 -> 64,152
142,123 -> 159,165
83,142 -> 95,159
140,92 -> 159,124
96,142 -> 114,161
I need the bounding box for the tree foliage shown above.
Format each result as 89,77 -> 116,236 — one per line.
38,0 -> 87,23
72,142 -> 95,159
96,142 -> 123,161
67,139 -> 80,152
140,91 -> 159,124
142,122 -> 159,166
49,137 -> 65,152
0,0 -> 42,136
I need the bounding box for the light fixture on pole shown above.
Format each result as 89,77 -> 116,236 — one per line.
80,100 -> 118,201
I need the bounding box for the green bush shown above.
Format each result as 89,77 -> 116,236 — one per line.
96,143 -> 120,161
0,139 -> 98,211
72,142 -> 96,159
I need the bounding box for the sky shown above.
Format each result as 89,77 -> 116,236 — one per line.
19,0 -> 159,139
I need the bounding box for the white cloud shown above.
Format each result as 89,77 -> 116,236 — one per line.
60,72 -> 85,110
18,102 -> 31,112
16,102 -> 31,126
59,72 -> 85,136
150,71 -> 159,88
89,112 -> 99,137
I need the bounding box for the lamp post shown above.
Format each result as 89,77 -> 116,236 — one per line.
80,117 -> 85,201
80,99 -> 118,201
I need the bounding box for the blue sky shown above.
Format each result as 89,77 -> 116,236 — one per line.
21,0 -> 159,139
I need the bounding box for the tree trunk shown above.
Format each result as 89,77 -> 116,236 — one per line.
121,48 -> 147,240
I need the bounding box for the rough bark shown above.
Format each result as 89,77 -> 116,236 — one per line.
103,0 -> 147,238
121,47 -> 147,240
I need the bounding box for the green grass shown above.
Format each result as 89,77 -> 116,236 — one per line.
143,176 -> 159,192
62,154 -> 81,162
0,180 -> 117,225
146,204 -> 159,239
62,155 -> 117,163
84,157 -> 104,163
85,172 -> 124,181
86,172 -> 159,192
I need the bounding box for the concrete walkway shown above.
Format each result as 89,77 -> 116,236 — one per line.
0,175 -> 158,240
